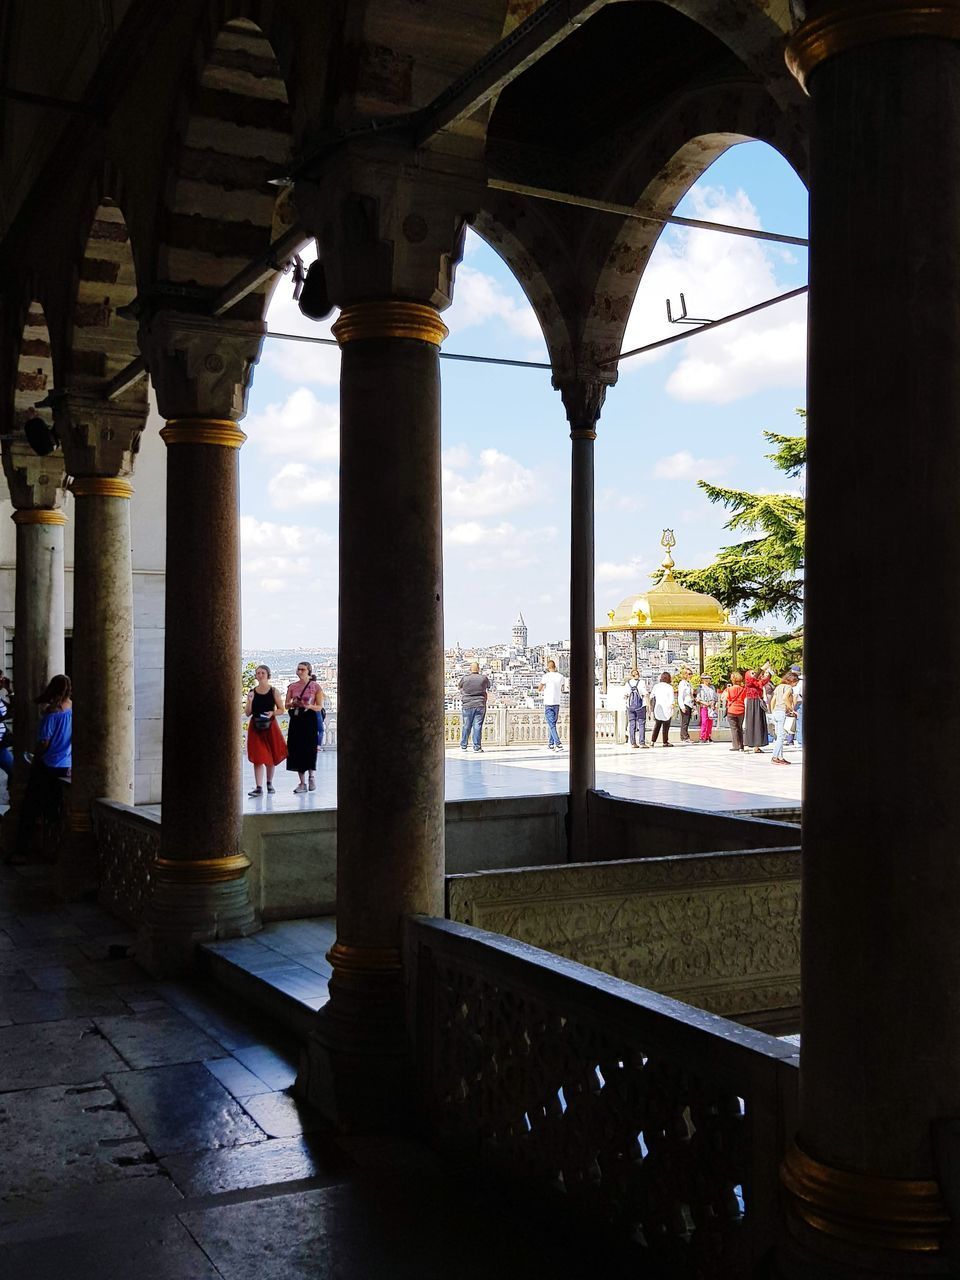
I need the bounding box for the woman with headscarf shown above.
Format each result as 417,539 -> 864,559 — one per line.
743,667 -> 772,753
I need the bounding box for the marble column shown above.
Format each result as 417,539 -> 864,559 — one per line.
304,301 -> 447,1125
0,442 -> 67,775
780,7 -> 960,1275
136,314 -> 264,975
56,399 -> 143,893
295,149 -> 481,1127
557,378 -> 608,863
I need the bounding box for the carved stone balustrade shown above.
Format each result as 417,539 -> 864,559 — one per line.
405,916 -> 798,1276
93,800 -> 161,927
446,844 -> 802,1032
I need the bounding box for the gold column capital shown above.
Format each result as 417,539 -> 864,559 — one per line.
11,508 -> 67,526
786,0 -> 960,92
70,477 -> 134,500
332,301 -> 449,347
781,1141 -> 950,1252
151,854 -> 251,885
160,419 -> 247,449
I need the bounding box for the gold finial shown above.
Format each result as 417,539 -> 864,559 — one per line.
660,528 -> 676,574
607,610 -> 615,622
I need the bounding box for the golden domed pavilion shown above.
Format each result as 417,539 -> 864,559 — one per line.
597,530 -> 752,685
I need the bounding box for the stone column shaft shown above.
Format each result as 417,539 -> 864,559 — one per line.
68,480 -> 135,817
160,422 -> 244,861
558,377 -> 608,862
304,301 -> 447,1127
136,314 -> 264,975
12,510 -> 66,756
780,11 -> 960,1274
569,428 -> 596,860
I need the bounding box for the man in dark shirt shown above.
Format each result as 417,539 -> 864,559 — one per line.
458,663 -> 490,752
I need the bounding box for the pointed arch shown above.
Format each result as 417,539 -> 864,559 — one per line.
69,199 -> 146,409
156,16 -> 295,319
578,86 -> 807,370
15,300 -> 55,429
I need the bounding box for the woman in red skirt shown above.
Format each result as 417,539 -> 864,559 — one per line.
245,665 -> 287,796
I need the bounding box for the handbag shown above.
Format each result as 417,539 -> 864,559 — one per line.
785,714 -> 797,733
252,711 -> 272,732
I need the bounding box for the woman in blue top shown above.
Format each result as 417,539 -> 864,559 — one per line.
6,675 -> 72,865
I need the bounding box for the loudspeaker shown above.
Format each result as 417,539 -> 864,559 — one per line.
298,261 -> 334,321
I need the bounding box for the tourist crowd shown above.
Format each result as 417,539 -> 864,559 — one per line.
625,662 -> 803,763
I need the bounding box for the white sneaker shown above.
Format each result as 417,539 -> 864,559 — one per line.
308,776 -> 316,792
293,783 -> 307,794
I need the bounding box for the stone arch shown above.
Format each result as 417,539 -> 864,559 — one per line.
156,14 -> 295,319
14,299 -> 56,430
480,2 -> 806,382
470,203 -> 576,378
68,198 -> 146,409
578,83 -> 807,370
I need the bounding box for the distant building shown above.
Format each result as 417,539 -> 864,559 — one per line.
511,611 -> 528,651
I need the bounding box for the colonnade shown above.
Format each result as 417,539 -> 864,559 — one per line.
6,7 -> 960,1266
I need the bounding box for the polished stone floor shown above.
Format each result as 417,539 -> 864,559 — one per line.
231,738 -> 803,817
0,866 -> 603,1278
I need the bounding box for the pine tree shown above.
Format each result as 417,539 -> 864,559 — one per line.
673,411 -> 805,624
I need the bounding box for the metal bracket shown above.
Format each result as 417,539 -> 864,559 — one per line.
666,293 -> 712,325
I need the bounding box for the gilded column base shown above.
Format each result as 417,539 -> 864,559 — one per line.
777,1143 -> 954,1278
298,941 -> 412,1132
136,855 -> 257,977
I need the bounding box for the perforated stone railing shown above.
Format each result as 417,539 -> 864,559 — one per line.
93,799 -> 160,927
444,707 -> 581,747
405,916 -> 798,1276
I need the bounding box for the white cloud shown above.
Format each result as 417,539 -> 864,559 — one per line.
653,450 -> 732,481
244,386 -> 339,463
599,487 -> 641,512
240,515 -> 332,553
444,262 -> 544,344
443,519 -> 558,569
441,444 -> 472,470
597,558 -> 649,583
267,462 -> 337,509
623,185 -> 807,403
240,517 -> 335,597
442,447 -> 545,518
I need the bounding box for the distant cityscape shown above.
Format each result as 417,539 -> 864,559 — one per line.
242,611 -> 743,716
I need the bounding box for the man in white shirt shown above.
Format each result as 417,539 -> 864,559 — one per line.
538,659 -> 565,750
677,668 -> 695,743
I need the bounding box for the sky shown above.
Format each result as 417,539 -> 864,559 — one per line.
239,141 -> 808,651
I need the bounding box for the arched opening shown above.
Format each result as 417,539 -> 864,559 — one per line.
14,300 -> 55,431
70,199 -> 146,410
595,139 -> 807,690
157,16 -> 295,320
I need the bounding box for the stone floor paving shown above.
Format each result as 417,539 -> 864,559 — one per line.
218,736 -> 804,818
0,864 -> 600,1278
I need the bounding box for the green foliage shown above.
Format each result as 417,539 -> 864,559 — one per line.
671,409 -> 806,625
705,632 -> 803,686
